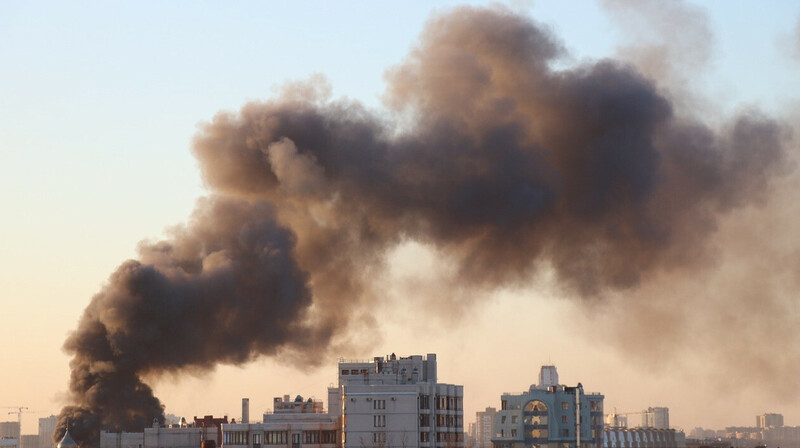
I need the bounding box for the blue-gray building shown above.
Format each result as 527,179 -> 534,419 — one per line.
491,366 -> 604,448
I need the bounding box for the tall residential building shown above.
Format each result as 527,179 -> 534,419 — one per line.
334,353 -> 463,448
756,413 -> 784,429
642,408 -> 669,430
221,352 -> 463,448
491,365 -> 604,448
38,416 -> 57,448
475,408 -> 497,448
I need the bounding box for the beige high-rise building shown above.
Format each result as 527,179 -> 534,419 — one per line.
37,416 -> 57,448
475,407 -> 496,448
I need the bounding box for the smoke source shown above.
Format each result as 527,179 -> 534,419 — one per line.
57,5 -> 793,446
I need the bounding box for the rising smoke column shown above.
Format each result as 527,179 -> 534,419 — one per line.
58,5 -> 792,446
56,198 -> 322,445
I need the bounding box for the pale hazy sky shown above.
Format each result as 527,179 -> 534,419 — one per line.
2,0 -> 800,436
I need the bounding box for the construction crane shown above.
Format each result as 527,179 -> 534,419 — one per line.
1,406 -> 30,435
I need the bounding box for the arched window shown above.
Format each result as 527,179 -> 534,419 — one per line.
524,400 -> 548,412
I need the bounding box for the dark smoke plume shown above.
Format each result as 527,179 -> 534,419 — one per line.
58,5 -> 792,446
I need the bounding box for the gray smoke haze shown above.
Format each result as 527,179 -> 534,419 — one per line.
58,5 -> 795,446
601,0 -> 715,114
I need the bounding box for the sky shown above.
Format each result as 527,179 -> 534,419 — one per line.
1,0 -> 800,437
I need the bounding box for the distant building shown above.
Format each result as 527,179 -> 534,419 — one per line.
475,408 -> 497,448
20,435 -> 38,448
1,422 -> 21,439
756,414 -> 783,429
38,416 -> 57,448
223,394 -> 337,448
101,415 -> 227,448
642,409 -> 669,430
491,365 -> 604,448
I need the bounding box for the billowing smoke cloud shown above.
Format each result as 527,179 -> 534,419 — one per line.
58,5 -> 794,446
56,198 -> 324,444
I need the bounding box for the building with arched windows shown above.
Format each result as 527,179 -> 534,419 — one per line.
491,366 -> 604,448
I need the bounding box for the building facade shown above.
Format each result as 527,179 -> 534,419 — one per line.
335,354 -> 463,448
38,416 -> 57,448
642,409 -> 669,430
222,395 -> 338,448
603,428 -> 684,448
491,366 -> 604,448
1,422 -> 21,440
756,414 -> 783,429
475,408 -> 497,448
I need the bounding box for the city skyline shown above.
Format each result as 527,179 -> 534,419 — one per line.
2,0 -> 800,438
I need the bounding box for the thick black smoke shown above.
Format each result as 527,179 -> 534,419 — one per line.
58,5 -> 792,446
56,198 -> 322,445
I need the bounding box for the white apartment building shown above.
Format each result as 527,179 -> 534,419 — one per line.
334,354 -> 463,448
222,353 -> 463,448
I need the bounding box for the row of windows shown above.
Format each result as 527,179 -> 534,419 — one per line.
435,433 -> 464,442
419,395 -> 463,411
496,429 -> 549,439
342,369 -> 370,375
374,399 -> 386,410
224,431 -> 336,446
435,415 -> 462,427
503,414 -> 548,425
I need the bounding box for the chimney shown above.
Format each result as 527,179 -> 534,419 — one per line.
242,398 -> 250,424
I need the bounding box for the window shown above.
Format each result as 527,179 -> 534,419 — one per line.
562,416 -> 568,423
420,432 -> 429,443
511,416 -> 517,424
361,369 -> 368,374
252,434 -> 262,445
304,431 -> 320,444
511,430 -> 517,438
372,433 -> 386,444
562,402 -> 569,410
501,416 -> 506,424
524,415 -> 547,425
420,414 -> 430,427
501,400 -> 508,411
321,431 -> 337,444
373,399 -> 386,410
265,431 -> 287,445
420,395 -> 430,410
590,401 -> 602,412
341,370 -> 348,375
530,430 -> 548,439
563,429 -> 569,437
524,401 -> 547,412
374,415 -> 386,427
